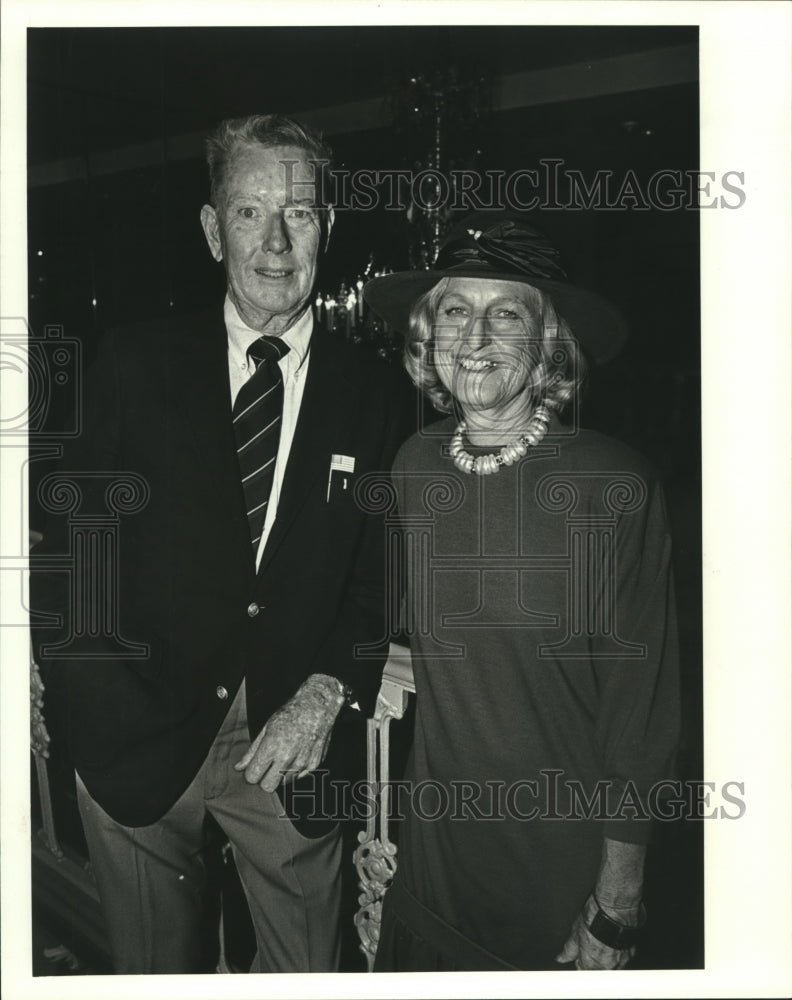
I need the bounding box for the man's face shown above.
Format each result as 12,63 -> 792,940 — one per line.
200,143 -> 332,334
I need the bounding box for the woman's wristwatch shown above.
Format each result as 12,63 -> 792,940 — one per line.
586,893 -> 647,949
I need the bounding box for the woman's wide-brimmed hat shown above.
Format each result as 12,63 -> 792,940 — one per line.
363,212 -> 628,364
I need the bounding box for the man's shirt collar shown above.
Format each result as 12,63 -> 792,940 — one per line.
225,296 -> 313,371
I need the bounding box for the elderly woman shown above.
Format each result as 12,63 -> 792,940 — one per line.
363,213 -> 679,972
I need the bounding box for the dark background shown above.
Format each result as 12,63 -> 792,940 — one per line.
28,24 -> 702,973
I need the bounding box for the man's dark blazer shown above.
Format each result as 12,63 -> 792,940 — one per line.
30,307 -> 414,830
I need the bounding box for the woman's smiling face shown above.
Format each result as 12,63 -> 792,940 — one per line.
433,278 -> 543,420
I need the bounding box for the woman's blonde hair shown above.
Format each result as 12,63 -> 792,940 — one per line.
404,277 -> 587,414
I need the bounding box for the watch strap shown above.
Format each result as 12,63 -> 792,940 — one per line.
586,895 -> 646,950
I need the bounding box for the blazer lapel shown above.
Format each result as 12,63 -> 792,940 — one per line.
168,309 -> 252,561
257,326 -> 355,575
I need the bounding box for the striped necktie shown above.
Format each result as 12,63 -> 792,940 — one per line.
232,335 -> 291,551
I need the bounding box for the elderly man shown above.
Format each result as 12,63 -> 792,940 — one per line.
30,114 -> 412,974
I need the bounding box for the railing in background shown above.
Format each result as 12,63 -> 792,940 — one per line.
353,643 -> 414,971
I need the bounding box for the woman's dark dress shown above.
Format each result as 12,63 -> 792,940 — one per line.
375,416 -> 680,971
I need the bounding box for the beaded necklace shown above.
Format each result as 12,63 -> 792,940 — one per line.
448,404 -> 551,475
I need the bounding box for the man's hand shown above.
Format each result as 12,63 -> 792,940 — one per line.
234,673 -> 345,792
554,894 -> 636,970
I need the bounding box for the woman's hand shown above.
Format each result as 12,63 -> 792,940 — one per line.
556,838 -> 646,969
555,894 -> 636,970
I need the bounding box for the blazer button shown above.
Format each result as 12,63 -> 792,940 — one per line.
247,602 -> 260,617
216,686 -> 229,700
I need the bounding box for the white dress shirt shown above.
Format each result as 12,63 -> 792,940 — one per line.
225,296 -> 312,572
